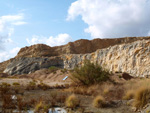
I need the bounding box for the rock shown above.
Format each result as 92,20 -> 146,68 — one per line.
122,73 -> 133,80
4,57 -> 64,75
2,37 -> 150,76
16,37 -> 150,58
63,39 -> 150,77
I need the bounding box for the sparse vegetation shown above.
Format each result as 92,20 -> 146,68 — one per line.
71,60 -> 110,86
123,90 -> 134,100
93,95 -> 105,108
65,94 -> 79,109
37,82 -> 49,90
132,87 -> 150,109
48,66 -> 59,74
13,82 -> 20,86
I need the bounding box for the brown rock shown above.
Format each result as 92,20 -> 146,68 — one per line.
122,73 -> 133,80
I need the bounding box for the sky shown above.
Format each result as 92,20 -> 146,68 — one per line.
0,0 -> 150,62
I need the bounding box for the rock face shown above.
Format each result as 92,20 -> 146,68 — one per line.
4,57 -> 63,75
62,39 -> 150,77
2,37 -> 150,76
16,37 -> 150,58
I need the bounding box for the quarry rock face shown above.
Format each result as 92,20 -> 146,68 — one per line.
2,37 -> 150,76
63,39 -> 150,77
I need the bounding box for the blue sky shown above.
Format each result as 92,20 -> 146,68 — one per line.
0,0 -> 150,62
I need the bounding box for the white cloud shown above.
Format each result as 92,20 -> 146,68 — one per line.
0,47 -> 20,62
67,0 -> 150,38
0,14 -> 24,22
26,33 -> 72,47
0,13 -> 26,50
12,21 -> 27,25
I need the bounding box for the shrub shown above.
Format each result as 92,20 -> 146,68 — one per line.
93,95 -> 105,108
65,94 -> 79,109
2,94 -> 15,110
71,60 -> 109,86
37,83 -> 49,90
13,82 -> 20,86
61,68 -> 67,73
48,66 -> 59,73
132,87 -> 150,109
0,82 -> 11,97
26,81 -> 36,90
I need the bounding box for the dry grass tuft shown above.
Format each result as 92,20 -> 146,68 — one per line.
93,95 -> 105,108
132,87 -> 150,109
65,94 -> 79,109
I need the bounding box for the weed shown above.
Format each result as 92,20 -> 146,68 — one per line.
132,87 -> 150,109
93,95 -> 105,108
65,94 -> 79,109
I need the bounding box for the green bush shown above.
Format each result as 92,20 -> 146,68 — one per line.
71,60 -> 109,86
48,66 -> 59,74
13,82 -> 20,86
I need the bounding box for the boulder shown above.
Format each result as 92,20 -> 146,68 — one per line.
122,73 -> 133,80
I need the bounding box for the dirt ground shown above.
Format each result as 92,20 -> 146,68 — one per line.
0,69 -> 147,113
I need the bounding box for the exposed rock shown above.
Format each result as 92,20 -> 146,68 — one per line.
2,37 -> 150,76
4,57 -> 63,75
62,39 -> 150,77
16,37 -> 150,58
122,73 -> 133,80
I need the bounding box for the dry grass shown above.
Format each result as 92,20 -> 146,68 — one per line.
132,87 -> 150,109
37,82 -> 49,90
93,95 -> 105,108
35,101 -> 43,112
123,90 -> 134,100
65,94 -> 80,109
124,78 -> 150,109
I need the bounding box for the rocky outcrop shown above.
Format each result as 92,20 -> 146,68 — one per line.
4,57 -> 63,75
16,37 -> 150,58
2,37 -> 150,76
62,39 -> 150,77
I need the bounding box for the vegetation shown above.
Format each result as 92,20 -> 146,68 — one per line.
71,60 -> 110,86
132,87 -> 150,109
123,90 -> 134,100
93,95 -> 105,108
13,82 -> 20,86
65,94 -> 79,109
48,66 -> 59,74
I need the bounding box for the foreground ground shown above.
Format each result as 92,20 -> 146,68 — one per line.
0,69 -> 150,113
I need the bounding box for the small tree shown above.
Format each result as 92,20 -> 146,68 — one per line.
71,60 -> 109,86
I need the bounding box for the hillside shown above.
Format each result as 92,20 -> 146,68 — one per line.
1,36 -> 150,75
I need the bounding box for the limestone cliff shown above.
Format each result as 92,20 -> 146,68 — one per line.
2,36 -> 150,76
62,39 -> 150,77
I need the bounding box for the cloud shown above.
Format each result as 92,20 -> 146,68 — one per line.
0,14 -> 26,50
0,47 -> 20,62
12,21 -> 27,25
67,0 -> 150,38
26,33 -> 72,47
